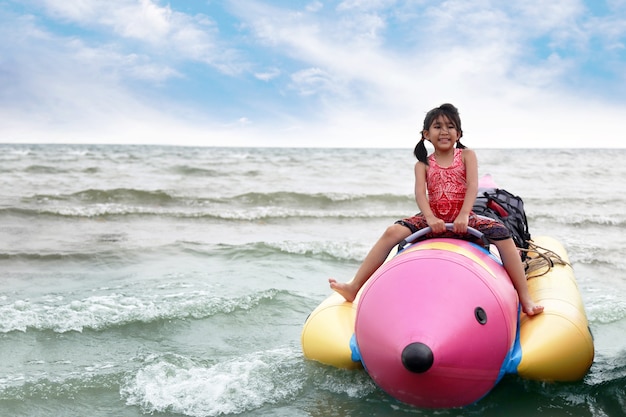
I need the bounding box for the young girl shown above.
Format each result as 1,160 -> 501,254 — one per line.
329,103 -> 544,316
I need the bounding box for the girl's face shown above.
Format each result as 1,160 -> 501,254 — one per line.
423,115 -> 460,150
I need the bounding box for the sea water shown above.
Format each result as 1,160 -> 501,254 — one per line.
0,145 -> 624,417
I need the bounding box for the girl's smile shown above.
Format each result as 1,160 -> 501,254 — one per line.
424,115 -> 459,149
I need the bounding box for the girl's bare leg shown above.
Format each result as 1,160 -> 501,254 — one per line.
329,224 -> 412,302
494,238 -> 544,316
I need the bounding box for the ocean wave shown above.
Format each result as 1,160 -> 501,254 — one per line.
0,240 -> 367,268
586,375 -> 626,416
528,213 -> 626,228
0,206 -> 403,221
585,351 -> 626,388
229,191 -> 410,206
561,239 -> 626,268
27,188 -> 176,205
1,191 -> 413,220
22,165 -> 66,174
507,364 -> 626,417
168,165 -> 227,177
0,252 -> 93,263
569,252 -> 626,270
20,165 -> 101,174
0,251 -> 123,264
557,351 -> 626,417
120,347 -> 376,417
168,164 -> 261,177
22,189 -> 410,207
0,289 -> 289,333
208,241 -> 367,263
0,370 -> 121,401
585,296 -> 626,324
121,348 -> 306,416
7,188 -> 626,226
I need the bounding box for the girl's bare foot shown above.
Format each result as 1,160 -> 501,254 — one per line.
328,278 -> 357,302
522,301 -> 544,316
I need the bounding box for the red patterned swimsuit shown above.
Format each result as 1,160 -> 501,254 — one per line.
427,148 -> 467,221
396,149 -> 510,241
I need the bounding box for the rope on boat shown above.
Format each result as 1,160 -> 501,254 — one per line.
520,241 -> 570,279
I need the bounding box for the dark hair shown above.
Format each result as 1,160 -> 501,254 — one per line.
413,103 -> 466,164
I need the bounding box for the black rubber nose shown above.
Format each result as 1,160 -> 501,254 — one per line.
401,342 -> 434,373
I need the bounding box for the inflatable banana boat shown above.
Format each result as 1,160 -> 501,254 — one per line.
301,188 -> 594,409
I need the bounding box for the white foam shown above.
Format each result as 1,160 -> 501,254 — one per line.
0,289 -> 277,333
121,348 -> 304,416
267,240 -> 368,262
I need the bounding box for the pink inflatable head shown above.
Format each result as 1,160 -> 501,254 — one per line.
355,239 -> 519,408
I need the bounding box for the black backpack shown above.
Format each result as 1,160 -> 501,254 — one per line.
473,188 -> 531,259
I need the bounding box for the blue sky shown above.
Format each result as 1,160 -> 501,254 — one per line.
1,0 -> 625,148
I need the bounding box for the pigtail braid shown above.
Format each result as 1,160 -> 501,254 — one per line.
413,138 -> 429,165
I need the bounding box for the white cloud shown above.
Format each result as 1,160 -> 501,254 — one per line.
306,1 -> 324,13
0,15 -> 180,140
107,0 -> 174,41
337,0 -> 396,12
225,0 -> 626,148
290,68 -> 337,96
36,0 -> 246,74
1,1 -> 626,148
122,54 -> 182,82
40,0 -> 174,41
38,0 -> 100,21
254,67 -> 281,81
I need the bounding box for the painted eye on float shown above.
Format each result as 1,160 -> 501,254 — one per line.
474,307 -> 487,325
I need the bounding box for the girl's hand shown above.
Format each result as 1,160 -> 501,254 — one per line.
453,213 -> 469,234
426,216 -> 446,234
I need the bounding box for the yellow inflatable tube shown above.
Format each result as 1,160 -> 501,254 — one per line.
517,235 -> 594,381
301,292 -> 360,369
